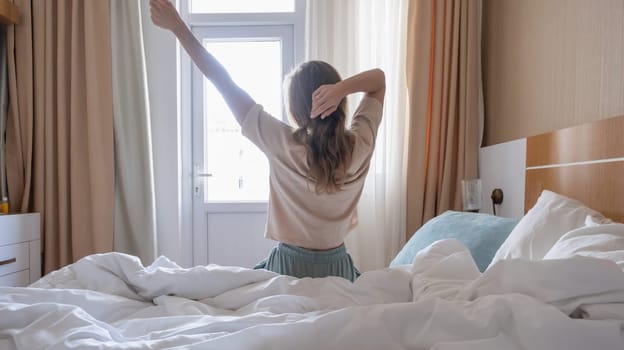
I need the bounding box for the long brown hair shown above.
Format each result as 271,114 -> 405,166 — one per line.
285,61 -> 354,194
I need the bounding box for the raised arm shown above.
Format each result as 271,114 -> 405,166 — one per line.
150,0 -> 255,125
310,69 -> 386,119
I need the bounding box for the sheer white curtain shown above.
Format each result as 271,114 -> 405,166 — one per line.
110,0 -> 158,264
307,0 -> 409,271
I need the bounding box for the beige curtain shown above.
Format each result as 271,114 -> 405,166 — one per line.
405,0 -> 482,239
0,26 -> 8,202
6,0 -> 114,273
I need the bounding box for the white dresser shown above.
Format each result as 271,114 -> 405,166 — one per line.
0,213 -> 41,287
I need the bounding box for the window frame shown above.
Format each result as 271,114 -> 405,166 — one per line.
180,0 -> 305,57
193,24 -> 294,122
187,0 -> 297,15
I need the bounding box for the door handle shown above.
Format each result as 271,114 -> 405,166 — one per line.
194,164 -> 212,178
194,164 -> 212,197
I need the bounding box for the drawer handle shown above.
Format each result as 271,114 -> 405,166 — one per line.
0,258 -> 17,266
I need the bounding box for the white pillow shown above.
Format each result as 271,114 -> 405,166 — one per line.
488,190 -> 608,267
543,223 -> 624,269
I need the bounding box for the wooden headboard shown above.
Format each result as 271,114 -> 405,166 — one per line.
525,115 -> 624,223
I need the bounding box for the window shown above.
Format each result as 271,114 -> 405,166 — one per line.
189,0 -> 295,14
182,0 -> 305,203
202,39 -> 282,201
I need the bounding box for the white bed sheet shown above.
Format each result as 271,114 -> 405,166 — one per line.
1,239 -> 624,350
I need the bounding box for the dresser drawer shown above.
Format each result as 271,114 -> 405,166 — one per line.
0,269 -> 30,287
0,242 -> 29,277
0,213 -> 40,245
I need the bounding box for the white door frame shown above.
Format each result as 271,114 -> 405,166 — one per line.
179,0 -> 305,266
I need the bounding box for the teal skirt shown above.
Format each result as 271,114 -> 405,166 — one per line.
254,243 -> 360,282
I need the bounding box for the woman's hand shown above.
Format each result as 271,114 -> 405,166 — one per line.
149,0 -> 255,124
150,0 -> 184,33
310,83 -> 345,119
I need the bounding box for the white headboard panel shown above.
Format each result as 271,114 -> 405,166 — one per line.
478,139 -> 526,219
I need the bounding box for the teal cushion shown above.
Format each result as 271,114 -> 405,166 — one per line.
390,211 -> 518,271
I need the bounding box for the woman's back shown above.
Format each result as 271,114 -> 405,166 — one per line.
241,96 -> 383,250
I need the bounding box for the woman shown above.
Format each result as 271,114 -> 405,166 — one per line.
150,0 -> 385,281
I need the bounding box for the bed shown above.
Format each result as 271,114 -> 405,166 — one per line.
1,116 -> 624,349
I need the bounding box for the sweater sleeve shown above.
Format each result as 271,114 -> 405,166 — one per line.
349,97 -> 384,171
241,104 -> 294,159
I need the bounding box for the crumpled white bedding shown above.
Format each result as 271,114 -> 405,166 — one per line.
1,239 -> 623,350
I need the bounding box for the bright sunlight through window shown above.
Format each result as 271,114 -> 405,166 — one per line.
190,0 -> 295,14
203,40 -> 283,202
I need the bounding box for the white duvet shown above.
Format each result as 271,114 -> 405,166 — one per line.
1,239 -> 624,350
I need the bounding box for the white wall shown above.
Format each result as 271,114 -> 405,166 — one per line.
140,1 -> 188,265
478,139 -> 526,219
